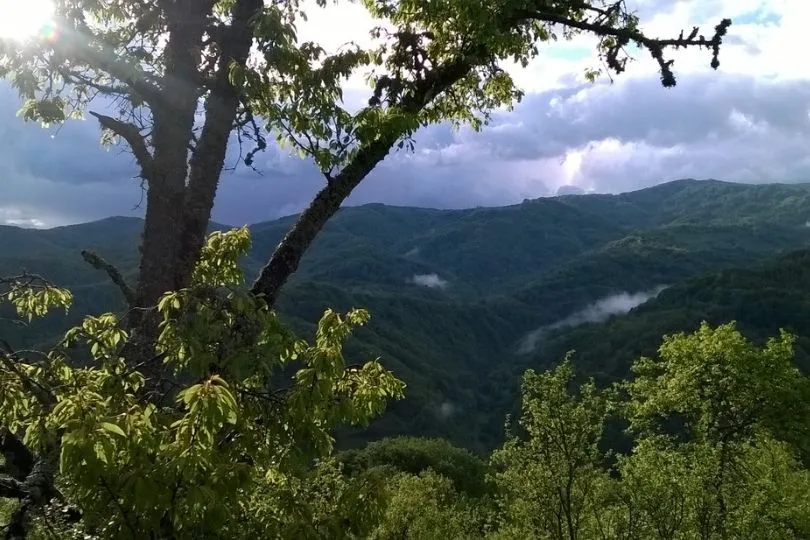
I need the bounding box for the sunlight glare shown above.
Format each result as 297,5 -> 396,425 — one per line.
0,0 -> 55,41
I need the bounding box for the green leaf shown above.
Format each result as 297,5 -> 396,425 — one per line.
101,421 -> 126,438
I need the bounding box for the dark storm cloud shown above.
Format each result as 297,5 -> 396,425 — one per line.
210,141 -> 552,225
476,74 -> 810,154
2,65 -> 810,226
0,85 -> 139,186
431,71 -> 810,195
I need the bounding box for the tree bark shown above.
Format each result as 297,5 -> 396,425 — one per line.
4,452 -> 59,540
177,0 -> 262,284
120,1 -> 264,396
124,2 -> 214,386
131,1 -> 212,315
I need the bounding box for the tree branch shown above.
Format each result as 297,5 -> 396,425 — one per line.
517,9 -> 731,86
80,250 -> 135,308
249,7 -> 732,306
0,344 -> 55,409
53,65 -> 134,99
176,0 -> 263,287
250,56 -> 474,305
88,111 -> 154,179
54,19 -> 165,107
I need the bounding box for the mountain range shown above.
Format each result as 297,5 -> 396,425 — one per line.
4,178 -> 810,452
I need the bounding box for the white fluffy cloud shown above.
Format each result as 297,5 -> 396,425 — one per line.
0,0 -> 808,227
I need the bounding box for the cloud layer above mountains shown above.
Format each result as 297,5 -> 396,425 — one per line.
1,0 -> 809,227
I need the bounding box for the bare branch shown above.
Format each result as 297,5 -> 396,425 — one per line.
235,104 -> 267,169
88,111 -> 154,179
516,9 -> 732,86
55,18 -> 165,107
53,65 -> 133,98
80,250 -> 135,307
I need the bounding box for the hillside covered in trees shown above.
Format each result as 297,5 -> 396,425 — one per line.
4,179 -> 810,451
4,0 -> 805,534
5,221 -> 810,539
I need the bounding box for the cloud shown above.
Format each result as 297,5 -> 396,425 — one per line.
435,401 -> 457,421
410,273 -> 448,289
517,286 -> 667,354
1,0 -> 809,227
556,185 -> 586,196
0,206 -> 46,228
0,85 -> 141,188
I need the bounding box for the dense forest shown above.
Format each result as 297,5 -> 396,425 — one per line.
4,179 -> 810,452
4,224 -> 810,538
5,0 -> 808,536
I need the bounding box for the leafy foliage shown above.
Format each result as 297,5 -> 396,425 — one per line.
488,324 -> 810,539
367,469 -> 495,540
0,228 -> 404,538
624,322 -> 810,448
491,358 -> 611,539
338,435 -> 492,497
6,234 -> 810,536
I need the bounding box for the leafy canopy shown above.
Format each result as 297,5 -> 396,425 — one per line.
0,227 -> 404,538
624,321 -> 810,449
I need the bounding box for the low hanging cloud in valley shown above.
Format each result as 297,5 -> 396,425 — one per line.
410,273 -> 448,289
517,286 -> 668,354
436,401 -> 457,421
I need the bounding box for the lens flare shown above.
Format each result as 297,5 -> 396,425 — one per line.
0,0 -> 55,41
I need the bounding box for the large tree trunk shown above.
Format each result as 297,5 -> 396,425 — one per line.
127,0 -> 261,384
177,0 -> 262,284
126,1 -> 214,377
130,0 -> 210,318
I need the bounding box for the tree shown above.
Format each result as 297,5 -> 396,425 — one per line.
0,1 -> 735,535
0,0 -> 732,367
0,228 -> 404,538
490,357 -> 611,540
366,469 -> 493,540
624,322 -> 810,453
608,435 -> 810,539
489,325 -> 810,540
619,322 -> 810,538
337,435 -> 492,497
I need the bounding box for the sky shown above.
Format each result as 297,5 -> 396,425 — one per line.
1,0 -> 809,228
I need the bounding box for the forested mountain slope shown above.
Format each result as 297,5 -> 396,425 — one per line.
3,179 -> 810,451
521,249 -> 810,382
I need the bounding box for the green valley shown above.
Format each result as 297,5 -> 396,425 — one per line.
4,179 -> 810,452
